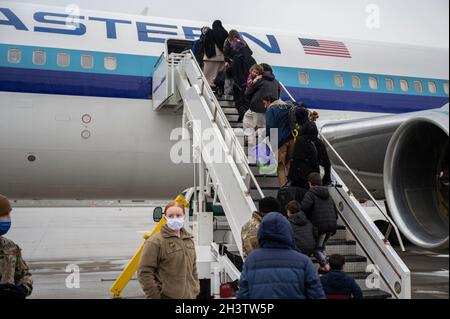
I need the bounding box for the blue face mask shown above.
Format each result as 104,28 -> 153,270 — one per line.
0,221 -> 11,236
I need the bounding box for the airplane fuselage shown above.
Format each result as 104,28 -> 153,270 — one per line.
0,2 -> 448,199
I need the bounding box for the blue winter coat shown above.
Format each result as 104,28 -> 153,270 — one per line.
237,212 -> 325,299
320,270 -> 363,299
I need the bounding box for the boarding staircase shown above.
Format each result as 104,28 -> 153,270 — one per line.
152,47 -> 411,299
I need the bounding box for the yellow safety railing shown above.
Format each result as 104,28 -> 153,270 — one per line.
109,194 -> 190,299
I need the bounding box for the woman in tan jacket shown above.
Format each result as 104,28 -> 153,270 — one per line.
138,201 -> 200,299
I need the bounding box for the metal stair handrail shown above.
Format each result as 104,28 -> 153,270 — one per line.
169,51 -> 265,200
279,82 -> 411,298
279,82 -> 405,251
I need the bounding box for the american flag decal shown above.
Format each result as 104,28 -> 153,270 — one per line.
299,38 -> 352,58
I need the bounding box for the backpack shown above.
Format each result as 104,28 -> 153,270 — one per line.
277,186 -> 309,214
286,101 -> 311,140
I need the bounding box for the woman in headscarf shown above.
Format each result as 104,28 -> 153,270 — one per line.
203,20 -> 228,88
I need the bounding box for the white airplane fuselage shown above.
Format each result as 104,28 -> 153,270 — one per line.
0,2 -> 448,199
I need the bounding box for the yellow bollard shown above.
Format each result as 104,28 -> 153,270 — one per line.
109,194 -> 190,299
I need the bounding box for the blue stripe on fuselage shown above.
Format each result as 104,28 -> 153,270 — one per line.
281,86 -> 449,114
0,66 -> 152,99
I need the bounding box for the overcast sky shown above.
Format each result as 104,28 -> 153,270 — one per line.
13,0 -> 450,48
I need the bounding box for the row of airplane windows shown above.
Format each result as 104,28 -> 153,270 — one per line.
299,71 -> 449,95
6,48 -> 117,71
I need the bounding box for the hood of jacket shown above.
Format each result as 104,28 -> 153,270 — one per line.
269,99 -> 287,108
289,211 -> 309,226
300,121 -> 319,139
310,186 -> 330,200
257,212 -> 295,249
262,71 -> 275,82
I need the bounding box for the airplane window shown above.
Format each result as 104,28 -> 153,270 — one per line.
299,71 -> 309,85
369,77 -> 378,90
414,81 -> 423,93
33,51 -> 46,66
335,74 -> 344,87
104,56 -> 117,71
428,82 -> 437,94
81,55 -> 94,69
385,78 -> 395,91
400,80 -> 409,92
57,53 -> 70,67
444,82 -> 449,95
8,49 -> 21,64
352,76 -> 361,88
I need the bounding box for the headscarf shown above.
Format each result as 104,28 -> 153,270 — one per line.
204,20 -> 229,58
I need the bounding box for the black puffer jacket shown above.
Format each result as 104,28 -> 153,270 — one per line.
245,72 -> 280,113
289,124 -> 320,189
289,212 -> 318,257
301,187 -> 338,234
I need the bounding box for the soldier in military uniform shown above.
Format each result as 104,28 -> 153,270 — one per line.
0,194 -> 33,299
241,197 -> 281,257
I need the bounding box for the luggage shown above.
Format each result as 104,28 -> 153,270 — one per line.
277,186 -> 309,215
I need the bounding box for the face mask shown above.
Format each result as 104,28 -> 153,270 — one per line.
166,217 -> 185,231
0,221 -> 11,236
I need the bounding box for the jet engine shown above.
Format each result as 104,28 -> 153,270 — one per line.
384,113 -> 449,249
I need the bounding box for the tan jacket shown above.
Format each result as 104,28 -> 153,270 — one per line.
0,236 -> 33,296
138,225 -> 200,299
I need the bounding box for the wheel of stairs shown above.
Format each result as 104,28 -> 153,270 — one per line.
215,95 -> 392,299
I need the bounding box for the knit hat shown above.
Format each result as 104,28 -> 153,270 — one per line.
0,195 -> 12,217
258,197 -> 281,216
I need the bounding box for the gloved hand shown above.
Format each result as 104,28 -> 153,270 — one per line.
0,283 -> 27,300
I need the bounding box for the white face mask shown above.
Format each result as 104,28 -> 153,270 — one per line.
165,216 -> 185,231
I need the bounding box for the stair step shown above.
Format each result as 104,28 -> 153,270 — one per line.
325,240 -> 357,256
331,228 -> 349,241
218,100 -> 236,108
217,95 -> 235,102
254,176 -> 280,188
312,255 -> 367,273
230,122 -> 244,129
223,108 -> 239,115
251,188 -> 279,200
227,115 -> 240,122
362,289 -> 392,299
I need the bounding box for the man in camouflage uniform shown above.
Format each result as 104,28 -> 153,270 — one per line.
0,194 -> 33,299
241,197 -> 281,257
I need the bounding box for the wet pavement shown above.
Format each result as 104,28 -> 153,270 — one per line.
4,207 -> 449,299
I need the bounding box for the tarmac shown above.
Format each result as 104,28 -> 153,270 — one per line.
5,207 -> 449,299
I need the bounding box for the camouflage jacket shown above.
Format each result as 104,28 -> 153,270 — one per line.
241,212 -> 263,257
0,236 -> 33,296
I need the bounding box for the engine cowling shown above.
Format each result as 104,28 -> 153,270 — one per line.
384,113 -> 449,249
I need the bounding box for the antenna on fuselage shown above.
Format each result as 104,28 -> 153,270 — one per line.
141,7 -> 150,15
